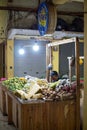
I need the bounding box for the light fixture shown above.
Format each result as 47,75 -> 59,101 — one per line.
19,48 -> 25,55
32,44 -> 39,51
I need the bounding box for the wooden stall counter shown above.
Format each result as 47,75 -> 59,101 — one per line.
7,90 -> 76,130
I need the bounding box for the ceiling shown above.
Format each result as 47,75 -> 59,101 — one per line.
0,0 -> 84,41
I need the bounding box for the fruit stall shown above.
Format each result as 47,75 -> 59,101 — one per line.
0,77 -> 77,130
0,37 -> 80,130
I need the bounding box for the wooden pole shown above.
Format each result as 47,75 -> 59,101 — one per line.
75,37 -> 80,130
67,57 -> 72,82
46,44 -> 50,82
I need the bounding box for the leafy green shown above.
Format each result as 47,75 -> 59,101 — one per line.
2,77 -> 27,92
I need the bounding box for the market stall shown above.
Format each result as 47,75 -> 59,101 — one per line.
0,37 -> 81,130
1,77 -> 77,130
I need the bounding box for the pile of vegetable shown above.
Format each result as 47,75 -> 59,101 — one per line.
42,79 -> 76,100
2,77 -> 27,92
2,76 -> 76,100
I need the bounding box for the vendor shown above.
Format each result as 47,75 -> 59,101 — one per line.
50,70 -> 59,82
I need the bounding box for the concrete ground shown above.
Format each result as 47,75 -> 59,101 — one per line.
0,110 -> 17,130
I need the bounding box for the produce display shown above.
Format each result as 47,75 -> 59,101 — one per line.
2,76 -> 77,100
2,77 -> 27,92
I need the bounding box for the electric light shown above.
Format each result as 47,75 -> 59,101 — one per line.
32,44 -> 39,51
19,48 -> 25,55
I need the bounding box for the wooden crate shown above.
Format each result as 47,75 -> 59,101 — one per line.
0,83 -> 8,115
7,91 -> 76,130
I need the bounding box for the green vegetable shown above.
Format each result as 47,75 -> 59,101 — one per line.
2,77 -> 27,92
48,80 -> 60,89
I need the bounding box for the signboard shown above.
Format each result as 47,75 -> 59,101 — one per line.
38,2 -> 49,36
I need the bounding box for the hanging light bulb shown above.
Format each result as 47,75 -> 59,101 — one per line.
19,48 -> 25,55
32,44 -> 39,51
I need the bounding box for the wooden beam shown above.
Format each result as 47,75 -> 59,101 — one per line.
0,0 -> 84,18
48,37 -> 76,47
52,0 -> 84,5
0,5 -> 85,17
0,5 -> 37,12
58,11 -> 84,17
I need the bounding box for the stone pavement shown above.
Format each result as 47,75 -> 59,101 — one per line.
0,110 -> 17,130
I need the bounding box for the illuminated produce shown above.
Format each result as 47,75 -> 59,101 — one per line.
2,76 -> 76,100
2,77 -> 27,92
